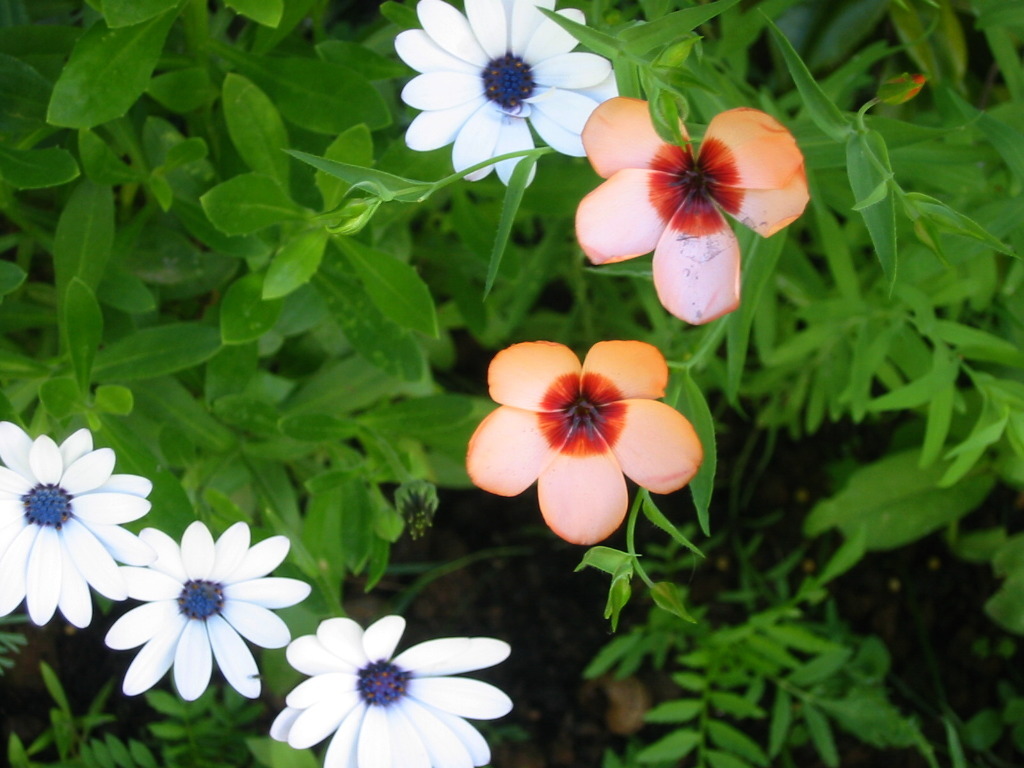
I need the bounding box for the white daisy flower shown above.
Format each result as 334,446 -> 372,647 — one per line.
396,0 -> 618,184
271,615 -> 512,768
0,422 -> 154,629
105,520 -> 312,701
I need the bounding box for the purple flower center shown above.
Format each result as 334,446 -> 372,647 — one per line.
482,54 -> 535,111
22,484 -> 72,528
357,660 -> 410,706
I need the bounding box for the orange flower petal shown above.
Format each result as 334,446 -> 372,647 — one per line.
652,214 -> 740,324
704,108 -> 804,190
611,400 -> 702,494
581,97 -> 684,179
732,169 -> 809,237
581,341 -> 668,400
575,169 -> 668,264
537,450 -> 627,545
488,341 -> 581,410
466,406 -> 553,496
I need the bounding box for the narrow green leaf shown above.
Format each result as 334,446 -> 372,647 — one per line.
199,172 -> 306,235
536,7 -> 620,58
708,720 -> 769,765
816,524 -> 867,584
674,370 -> 715,536
0,146 -> 79,189
620,0 -> 741,56
93,323 -> 221,381
644,699 -> 703,723
62,277 -> 103,393
225,0 -> 283,26
101,0 -> 177,27
485,154 -> 538,297
220,273 -> 284,344
0,261 -> 26,298
650,581 -> 696,622
847,130 -> 897,283
637,729 -> 700,763
641,491 -> 704,557
47,11 -> 177,128
147,67 -> 216,113
52,180 -> 114,299
78,129 -> 141,185
288,148 -> 431,202
0,53 -> 50,134
40,661 -> 72,715
263,229 -> 327,299
768,688 -> 792,758
222,73 -> 289,184
920,383 -> 954,467
804,705 -> 839,768
705,750 -> 753,768
315,124 -> 374,211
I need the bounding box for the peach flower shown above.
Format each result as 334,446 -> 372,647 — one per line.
466,340 -> 702,545
576,97 -> 808,324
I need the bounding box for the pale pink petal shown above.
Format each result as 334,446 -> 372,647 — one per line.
576,169 -> 668,264
582,97 -> 684,179
466,406 -> 553,496
651,213 -> 740,325
730,170 -> 809,237
581,341 -> 668,400
704,107 -> 804,190
610,400 -> 702,494
487,341 -> 581,410
537,450 -> 627,545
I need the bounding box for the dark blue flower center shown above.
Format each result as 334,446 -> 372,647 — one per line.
357,660 -> 410,706
482,54 -> 535,110
22,484 -> 73,528
178,580 -> 225,620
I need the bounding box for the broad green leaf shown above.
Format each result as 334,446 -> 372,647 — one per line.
52,180 -> 114,299
819,689 -> 926,749
39,378 -> 79,420
278,413 -> 358,442
575,546 -> 632,576
788,648 -> 853,686
985,574 -> 1024,635
359,395 -> 474,438
62,278 -> 102,393
200,172 -> 306,235
644,699 -> 702,723
93,323 -> 221,381
0,261 -> 26,298
101,0 -> 177,27
947,88 -> 1024,188
379,0 -> 419,30
225,0 -> 283,27
147,67 -> 216,113
0,53 -> 50,135
0,146 -> 78,189
484,153 -> 537,296
847,130 -> 897,283
674,370 -> 715,536
620,0 -> 741,55
47,11 -> 177,128
222,73 -> 289,184
251,0 -> 318,53
339,239 -> 438,337
78,129 -> 142,184
705,750 -> 753,768
220,273 -> 284,344
315,124 -> 374,211
315,40 -> 408,81
264,229 -> 327,299
93,384 -> 133,415
636,729 -> 700,763
136,378 -> 235,453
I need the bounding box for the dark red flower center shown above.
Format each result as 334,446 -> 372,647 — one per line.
538,373 -> 627,456
648,138 -> 744,234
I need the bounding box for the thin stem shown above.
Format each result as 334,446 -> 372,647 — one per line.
626,491 -> 656,589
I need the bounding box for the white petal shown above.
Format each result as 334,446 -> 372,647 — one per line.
0,519 -> 30,609
387,705 -> 431,768
395,29 -> 480,75
221,599 -> 292,648
575,70 -> 618,103
317,617 -> 370,668
58,428 -> 93,468
510,0 -> 554,55
401,697 -> 473,768
417,0 -> 488,67
63,518 -> 127,599
57,545 -> 92,628
88,525 -> 155,566
494,116 -> 535,185
122,566 -> 182,601
98,473 -> 152,498
465,0 -> 507,59
402,71 -> 484,111
357,704 -> 391,768
70,492 -> 151,525
106,600 -> 181,649
60,448 -> 114,495
0,499 -> 22,527
224,535 -> 289,583
529,107 -> 584,155
0,466 -> 32,496
224,577 -> 310,609
288,693 -> 362,750
173,619 -> 212,701
29,435 -> 63,486
529,87 -> 596,137
121,615 -> 187,696
408,677 -> 513,719
139,528 -> 188,582
523,7 -> 584,62
405,99 -> 486,152
209,522 -> 250,582
208,615 -> 261,698
180,521 -> 215,580
532,52 -> 611,89
323,704 -> 366,768
452,103 -> 503,180
287,634 -> 357,676
362,615 -> 405,661
420,703 -> 491,765
26,525 -> 61,625
394,637 -> 510,677
0,422 -> 33,479
286,672 -> 359,709
270,706 -> 302,742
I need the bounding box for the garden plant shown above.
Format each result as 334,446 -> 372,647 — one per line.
1,0 -> 1023,766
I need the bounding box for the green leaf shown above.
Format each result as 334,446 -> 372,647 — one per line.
640,491 -> 703,557
674,370 -> 715,536
47,11 -> 177,128
0,261 -> 26,298
768,688 -> 792,758
0,146 -> 79,189
620,0 -> 741,55
222,73 -> 289,184
645,699 -> 703,723
707,721 -> 768,766
816,524 -> 867,584
932,320 -> 1024,367
847,130 -> 897,284
264,229 -> 327,299
200,172 -> 306,235
315,40 -> 409,81
804,705 -> 839,768
708,691 -> 767,719
315,124 -> 374,211
536,7 -> 620,58
650,581 -> 696,622
764,16 -> 850,141
288,149 -> 431,202
52,180 -> 114,299
220,273 -> 284,344
78,129 -> 142,184
101,0 -> 177,27
93,384 -> 133,415
360,395 -> 474,438
0,53 -> 50,135
338,239 -> 438,337
62,277 -> 103,393
39,378 -> 80,419
40,661 -> 72,715
705,750 -> 753,768
93,323 -> 221,381
225,0 -> 283,26
147,67 -> 216,113
575,546 -> 632,576
484,153 -> 538,297
636,729 -> 700,763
